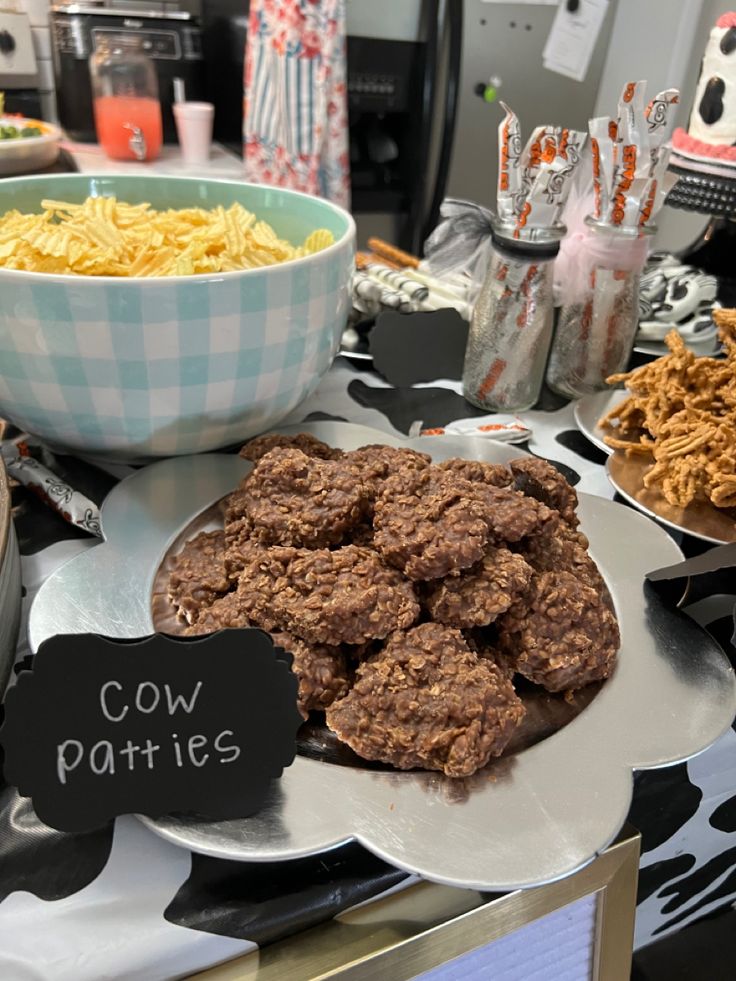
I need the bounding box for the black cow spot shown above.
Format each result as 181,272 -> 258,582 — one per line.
659,846 -> 736,913
638,855 -> 697,903
654,849 -> 736,935
710,795 -> 736,833
303,412 -> 349,423
348,380 -> 490,434
628,764 -> 702,853
720,27 -> 736,55
555,429 -> 608,466
164,841 -> 408,944
0,783 -> 114,902
699,77 -> 725,125
658,891 -> 736,940
671,282 -> 688,301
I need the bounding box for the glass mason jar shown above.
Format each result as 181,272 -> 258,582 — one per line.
462,225 -> 562,413
90,34 -> 163,162
546,223 -> 649,399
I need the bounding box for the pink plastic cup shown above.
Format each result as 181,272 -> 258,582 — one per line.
173,101 -> 215,165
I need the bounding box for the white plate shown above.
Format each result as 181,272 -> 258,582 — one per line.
0,117 -> 61,175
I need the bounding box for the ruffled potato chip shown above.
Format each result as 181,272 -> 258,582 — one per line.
0,196 -> 335,277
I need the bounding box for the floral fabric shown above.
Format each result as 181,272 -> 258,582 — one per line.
243,0 -> 351,209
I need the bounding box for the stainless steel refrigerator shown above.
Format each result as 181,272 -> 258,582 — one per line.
350,0 -> 704,254
348,0 -> 618,252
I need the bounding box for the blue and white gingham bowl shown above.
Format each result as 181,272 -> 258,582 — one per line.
0,174 -> 355,459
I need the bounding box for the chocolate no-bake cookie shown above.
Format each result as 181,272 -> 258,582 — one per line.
270,630 -> 351,718
345,444 -> 431,502
183,593 -> 352,718
168,530 -> 231,624
166,434 -> 621,779
326,623 -> 525,777
233,543 -> 418,646
425,545 -> 534,628
184,590 -> 251,634
510,458 -> 579,528
222,484 -> 256,579
373,468 -> 493,580
235,544 -> 300,633
438,457 -> 514,488
239,431 -> 342,462
243,448 -> 369,548
517,514 -> 605,596
472,483 -> 556,543
498,571 -> 619,692
275,545 -> 420,646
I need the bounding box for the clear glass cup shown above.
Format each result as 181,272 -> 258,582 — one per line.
546,267 -> 641,398
90,34 -> 163,162
462,237 -> 558,412
545,220 -> 652,398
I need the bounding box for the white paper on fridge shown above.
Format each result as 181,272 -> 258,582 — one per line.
542,0 -> 609,83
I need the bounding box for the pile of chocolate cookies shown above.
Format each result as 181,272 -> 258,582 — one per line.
168,433 -> 620,778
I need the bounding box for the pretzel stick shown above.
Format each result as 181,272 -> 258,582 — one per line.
367,238 -> 420,269
356,251 -> 402,271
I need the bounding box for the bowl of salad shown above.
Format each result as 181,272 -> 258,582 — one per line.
0,100 -> 60,176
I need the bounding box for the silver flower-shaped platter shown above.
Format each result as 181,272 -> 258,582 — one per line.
28,422 -> 736,891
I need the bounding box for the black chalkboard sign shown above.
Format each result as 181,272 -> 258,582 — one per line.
0,631 -> 303,833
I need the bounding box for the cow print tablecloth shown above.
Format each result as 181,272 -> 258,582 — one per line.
1,354 -> 734,980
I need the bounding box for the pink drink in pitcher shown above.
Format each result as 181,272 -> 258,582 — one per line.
93,95 -> 163,162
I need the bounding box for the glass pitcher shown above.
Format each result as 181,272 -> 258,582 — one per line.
90,34 -> 163,162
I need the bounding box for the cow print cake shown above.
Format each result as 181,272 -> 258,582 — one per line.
669,12 -> 736,215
